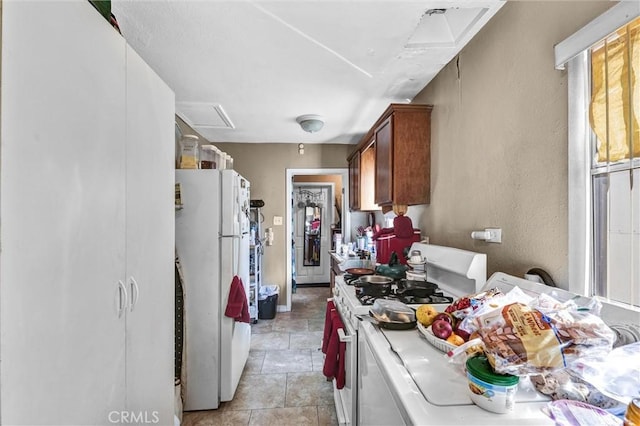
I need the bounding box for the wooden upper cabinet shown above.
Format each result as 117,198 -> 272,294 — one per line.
348,151 -> 360,211
374,104 -> 432,206
348,103 -> 432,210
374,117 -> 393,205
359,141 -> 378,211
348,138 -> 379,212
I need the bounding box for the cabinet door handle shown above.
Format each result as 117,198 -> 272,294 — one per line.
117,280 -> 128,318
129,276 -> 139,312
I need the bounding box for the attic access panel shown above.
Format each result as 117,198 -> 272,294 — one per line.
176,102 -> 235,131
406,7 -> 491,48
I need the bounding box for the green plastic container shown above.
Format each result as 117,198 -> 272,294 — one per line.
466,356 -> 519,413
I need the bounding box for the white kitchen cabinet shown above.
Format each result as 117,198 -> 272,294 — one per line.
124,44 -> 176,420
0,1 -> 174,424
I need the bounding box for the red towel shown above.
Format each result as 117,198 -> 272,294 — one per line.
224,275 -> 250,323
323,309 -> 346,389
322,300 -> 335,354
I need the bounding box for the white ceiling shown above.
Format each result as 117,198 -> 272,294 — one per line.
112,0 -> 504,145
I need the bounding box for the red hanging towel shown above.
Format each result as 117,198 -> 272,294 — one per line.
322,300 -> 336,354
323,309 -> 346,389
224,275 -> 251,323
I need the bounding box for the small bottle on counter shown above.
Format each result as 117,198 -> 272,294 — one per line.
625,398 -> 640,426
334,233 -> 342,252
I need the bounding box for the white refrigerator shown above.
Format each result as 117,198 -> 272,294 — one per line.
175,169 -> 252,410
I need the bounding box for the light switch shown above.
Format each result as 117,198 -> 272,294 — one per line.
273,216 -> 283,226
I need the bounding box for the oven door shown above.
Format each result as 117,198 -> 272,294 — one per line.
333,304 -> 357,426
358,322 -> 407,425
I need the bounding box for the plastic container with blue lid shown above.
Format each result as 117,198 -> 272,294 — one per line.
466,356 -> 519,414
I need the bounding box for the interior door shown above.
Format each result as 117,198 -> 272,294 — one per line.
294,185 -> 332,284
0,2 -> 126,423
124,45 -> 175,422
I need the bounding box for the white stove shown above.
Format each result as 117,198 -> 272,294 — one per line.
333,242 -> 486,323
329,243 -> 487,425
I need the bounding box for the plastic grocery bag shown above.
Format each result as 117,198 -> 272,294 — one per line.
569,341 -> 640,407
532,368 -> 626,414
473,293 -> 615,376
454,286 -> 531,336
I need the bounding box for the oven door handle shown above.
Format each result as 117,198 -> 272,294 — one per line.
337,327 -> 353,343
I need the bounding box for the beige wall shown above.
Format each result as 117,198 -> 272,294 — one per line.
178,1 -> 614,299
215,142 -> 350,305
410,1 -> 612,287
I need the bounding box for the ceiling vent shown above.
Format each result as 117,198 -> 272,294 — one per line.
176,102 -> 235,131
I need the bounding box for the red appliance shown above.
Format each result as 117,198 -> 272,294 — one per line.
374,215 -> 421,265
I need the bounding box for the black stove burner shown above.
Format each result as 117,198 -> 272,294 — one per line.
343,274 -> 361,285
355,280 -> 454,306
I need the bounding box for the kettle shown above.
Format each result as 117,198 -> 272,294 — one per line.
375,252 -> 408,279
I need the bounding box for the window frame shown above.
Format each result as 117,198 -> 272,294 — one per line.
567,51 -> 593,297
563,3 -> 640,305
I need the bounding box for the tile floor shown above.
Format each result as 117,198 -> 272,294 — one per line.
183,286 -> 338,426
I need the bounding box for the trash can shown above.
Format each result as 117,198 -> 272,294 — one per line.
258,285 -> 279,320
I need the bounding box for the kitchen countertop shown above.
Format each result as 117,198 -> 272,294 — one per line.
359,320 -> 553,425
329,251 -> 345,264
333,268 -> 552,425
380,326 -> 550,407
329,251 -> 375,271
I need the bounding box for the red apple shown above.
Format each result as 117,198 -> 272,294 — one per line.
431,319 -> 453,340
434,312 -> 454,325
455,328 -> 471,342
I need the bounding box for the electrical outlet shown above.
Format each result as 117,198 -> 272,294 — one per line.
486,228 -> 502,243
273,216 -> 283,226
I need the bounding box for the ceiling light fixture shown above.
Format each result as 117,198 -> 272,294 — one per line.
296,114 -> 324,133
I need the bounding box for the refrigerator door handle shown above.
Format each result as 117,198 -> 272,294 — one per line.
117,280 -> 128,318
129,276 -> 140,312
233,235 -> 239,277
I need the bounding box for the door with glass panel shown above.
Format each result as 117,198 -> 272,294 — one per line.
294,184 -> 333,284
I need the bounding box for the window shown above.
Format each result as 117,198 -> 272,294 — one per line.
590,17 -> 640,306
557,3 -> 640,307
